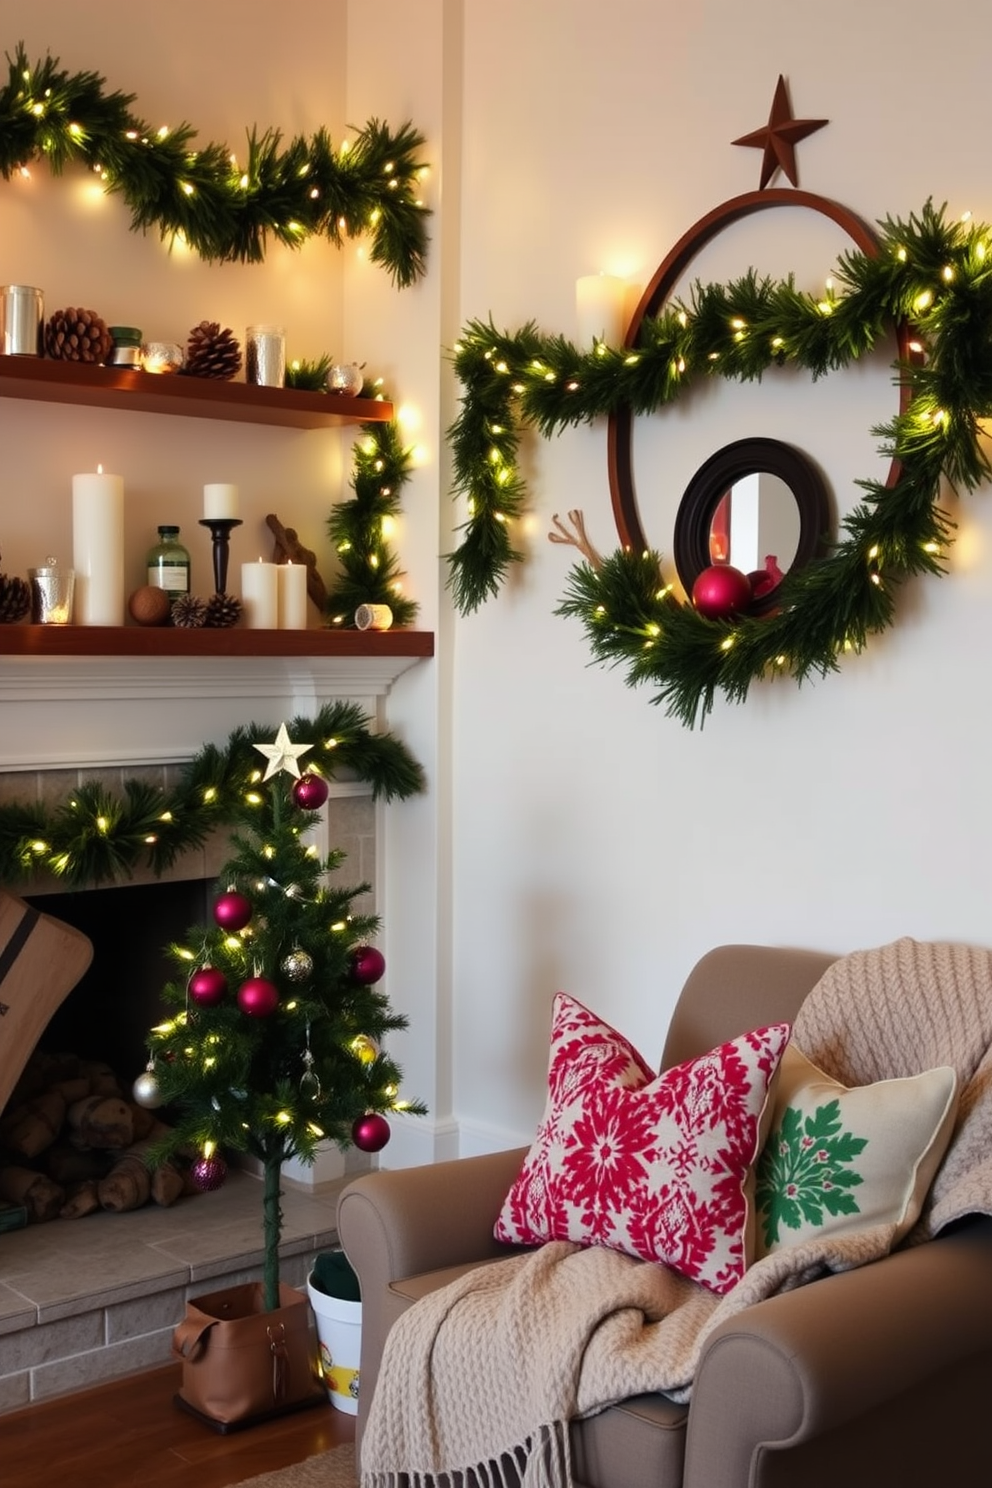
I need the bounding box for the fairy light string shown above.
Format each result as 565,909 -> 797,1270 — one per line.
0,44 -> 430,286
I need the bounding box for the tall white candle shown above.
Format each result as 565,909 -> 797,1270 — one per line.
240,559 -> 278,628
277,561 -> 307,630
575,273 -> 627,347
72,467 -> 124,626
203,483 -> 239,520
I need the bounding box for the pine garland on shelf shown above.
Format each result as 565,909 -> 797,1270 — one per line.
446,201 -> 992,725
0,44 -> 430,287
325,418 -> 419,628
0,701 -> 426,888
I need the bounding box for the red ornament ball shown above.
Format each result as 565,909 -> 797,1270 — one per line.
189,965 -> 227,1007
237,976 -> 280,1017
292,772 -> 329,811
352,1112 -> 391,1153
691,564 -> 752,620
190,1153 -> 228,1192
213,889 -> 252,932
350,944 -> 386,985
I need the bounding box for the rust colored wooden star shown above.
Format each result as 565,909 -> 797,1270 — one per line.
732,75 -> 828,189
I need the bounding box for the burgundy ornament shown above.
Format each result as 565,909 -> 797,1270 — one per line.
237,976 -> 280,1017
691,563 -> 752,620
352,1111 -> 391,1152
213,889 -> 252,932
350,944 -> 386,986
190,1153 -> 228,1192
189,965 -> 227,1007
292,772 -> 329,811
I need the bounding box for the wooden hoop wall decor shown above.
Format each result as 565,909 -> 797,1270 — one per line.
607,188 -> 911,556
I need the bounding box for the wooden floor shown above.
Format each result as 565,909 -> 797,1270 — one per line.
0,1364 -> 355,1487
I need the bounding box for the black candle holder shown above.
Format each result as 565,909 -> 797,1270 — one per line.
198,518 -> 243,594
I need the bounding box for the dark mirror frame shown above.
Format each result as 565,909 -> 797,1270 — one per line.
672,437 -> 831,617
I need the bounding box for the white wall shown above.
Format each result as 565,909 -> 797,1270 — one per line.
434,0 -> 992,1154
5,1 -> 992,1163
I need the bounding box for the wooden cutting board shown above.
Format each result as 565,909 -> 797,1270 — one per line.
0,889 -> 94,1115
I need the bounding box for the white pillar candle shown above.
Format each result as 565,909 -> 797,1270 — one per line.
240,559 -> 278,628
203,483 -> 239,520
72,467 -> 124,626
575,273 -> 627,347
277,561 -> 308,630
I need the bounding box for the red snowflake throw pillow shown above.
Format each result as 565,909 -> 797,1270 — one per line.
495,993 -> 791,1295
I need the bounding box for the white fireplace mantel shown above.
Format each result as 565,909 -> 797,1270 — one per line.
0,652 -> 425,771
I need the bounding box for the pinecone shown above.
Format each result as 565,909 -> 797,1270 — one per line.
0,573 -> 30,624
44,307 -> 113,363
204,592 -> 242,628
170,593 -> 208,629
181,321 -> 242,380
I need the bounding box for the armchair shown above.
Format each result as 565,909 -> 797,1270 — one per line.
337,944 -> 992,1488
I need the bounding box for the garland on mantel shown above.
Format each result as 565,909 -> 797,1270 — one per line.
446,201 -> 992,726
0,702 -> 425,888
0,44 -> 430,287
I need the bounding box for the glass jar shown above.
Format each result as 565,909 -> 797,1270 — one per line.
146,525 -> 190,604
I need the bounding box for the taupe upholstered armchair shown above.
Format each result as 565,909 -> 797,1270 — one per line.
338,944 -> 992,1488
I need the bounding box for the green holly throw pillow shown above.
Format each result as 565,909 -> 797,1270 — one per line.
754,1044 -> 958,1257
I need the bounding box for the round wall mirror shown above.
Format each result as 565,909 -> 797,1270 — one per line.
672,438 -> 832,616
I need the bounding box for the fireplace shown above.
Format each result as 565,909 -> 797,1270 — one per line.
0,645 -> 420,1413
22,877 -> 213,1085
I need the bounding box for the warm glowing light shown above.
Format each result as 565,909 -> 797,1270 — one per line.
720,636 -> 735,651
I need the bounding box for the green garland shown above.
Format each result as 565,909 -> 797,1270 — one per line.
0,701 -> 425,888
0,44 -> 430,287
446,201 -> 992,725
326,418 -> 419,627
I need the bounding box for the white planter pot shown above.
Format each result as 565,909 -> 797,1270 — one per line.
307,1270 -> 362,1415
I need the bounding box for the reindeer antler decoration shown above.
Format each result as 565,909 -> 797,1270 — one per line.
548,510 -> 603,570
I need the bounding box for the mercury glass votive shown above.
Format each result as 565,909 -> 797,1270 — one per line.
245,325 -> 286,387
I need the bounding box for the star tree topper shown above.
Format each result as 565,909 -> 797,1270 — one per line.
253,722 -> 313,780
733,75 -> 828,189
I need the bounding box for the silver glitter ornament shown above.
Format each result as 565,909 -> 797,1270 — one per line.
281,947 -> 314,982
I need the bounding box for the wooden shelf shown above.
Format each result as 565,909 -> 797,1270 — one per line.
0,625 -> 434,659
0,355 -> 393,428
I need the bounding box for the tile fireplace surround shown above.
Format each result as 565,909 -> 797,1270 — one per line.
0,645 -> 421,1411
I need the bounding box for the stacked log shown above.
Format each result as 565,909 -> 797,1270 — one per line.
0,1049 -> 193,1224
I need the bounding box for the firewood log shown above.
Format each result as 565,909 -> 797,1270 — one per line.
97,1149 -> 151,1212
66,1095 -> 132,1150
60,1179 -> 100,1219
98,1126 -> 186,1211
0,1091 -> 66,1159
78,1061 -> 122,1097
44,1141 -> 113,1186
0,1165 -> 65,1222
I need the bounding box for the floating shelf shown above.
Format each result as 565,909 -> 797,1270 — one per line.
0,355 -> 393,429
0,625 -> 434,660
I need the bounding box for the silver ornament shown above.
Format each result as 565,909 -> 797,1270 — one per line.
281,948 -> 314,982
133,1064 -> 163,1109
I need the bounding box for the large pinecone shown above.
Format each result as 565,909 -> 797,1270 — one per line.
170,593 -> 208,629
0,573 -> 30,623
204,592 -> 242,628
44,307 -> 113,363
182,321 -> 242,380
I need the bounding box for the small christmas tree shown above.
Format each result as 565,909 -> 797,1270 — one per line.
143,721 -> 425,1311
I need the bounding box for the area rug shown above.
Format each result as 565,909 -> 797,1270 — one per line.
231,1441 -> 357,1488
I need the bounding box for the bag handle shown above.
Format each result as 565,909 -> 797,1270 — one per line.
172,1313 -> 218,1361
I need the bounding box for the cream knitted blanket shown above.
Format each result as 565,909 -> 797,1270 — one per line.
361,938 -> 992,1488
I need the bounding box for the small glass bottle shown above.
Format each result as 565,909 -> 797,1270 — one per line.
146,525 -> 190,604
